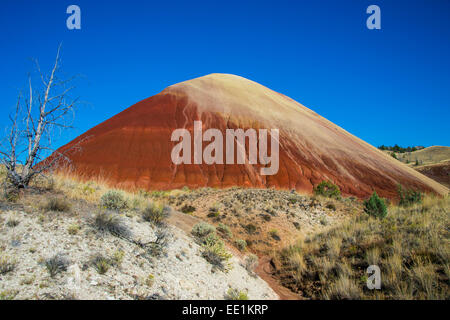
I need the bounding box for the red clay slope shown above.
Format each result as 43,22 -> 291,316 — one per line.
47,74 -> 448,199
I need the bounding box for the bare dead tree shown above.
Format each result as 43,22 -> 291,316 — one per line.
0,44 -> 82,190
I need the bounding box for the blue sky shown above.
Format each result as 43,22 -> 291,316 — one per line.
0,0 -> 449,149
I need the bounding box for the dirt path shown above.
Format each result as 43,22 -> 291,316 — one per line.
255,255 -> 301,300
166,210 -> 203,234
167,209 -> 299,300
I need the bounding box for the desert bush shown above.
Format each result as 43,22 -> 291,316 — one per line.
326,202 -> 336,211
244,254 -> 258,275
207,204 -> 220,218
67,223 -> 80,235
244,223 -> 257,234
142,202 -> 168,225
181,204 -> 196,214
0,290 -> 18,300
288,195 -> 299,204
191,222 -> 216,238
313,181 -> 341,199
93,211 -> 131,239
40,196 -> 71,212
269,229 -> 280,240
145,228 -> 169,258
225,288 -> 249,300
146,274 -> 155,287
364,192 -> 388,218
217,223 -> 233,238
112,250 -> 125,266
45,253 -> 70,278
0,255 -> 16,275
91,254 -> 111,274
6,217 -> 20,228
100,190 -> 128,211
80,182 -> 97,195
137,189 -> 150,198
397,184 -> 423,207
2,186 -> 19,203
234,239 -> 247,251
201,236 -> 232,272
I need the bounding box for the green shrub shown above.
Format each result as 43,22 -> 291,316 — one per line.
142,203 -> 168,225
225,288 -> 249,300
112,250 -> 125,266
91,255 -> 111,275
217,223 -> 233,238
269,229 -> 280,240
67,224 -> 80,235
364,192 -> 388,218
0,290 -> 18,300
207,204 -> 220,218
181,204 -> 196,214
45,254 -> 70,278
201,237 -> 232,272
397,184 -> 423,207
288,195 -> 298,204
234,239 -> 247,251
244,223 -> 257,234
313,181 -> 341,199
100,190 -> 128,210
146,274 -> 155,287
191,222 -> 216,238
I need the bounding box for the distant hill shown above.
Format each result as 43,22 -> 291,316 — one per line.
385,146 -> 450,188
378,145 -> 425,153
415,160 -> 450,189
390,146 -> 450,166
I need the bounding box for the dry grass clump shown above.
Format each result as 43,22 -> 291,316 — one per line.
93,211 -> 132,239
142,202 -> 168,225
45,253 -> 70,278
0,255 -> 16,275
244,254 -> 258,275
90,254 -> 111,275
225,288 -> 249,300
40,196 -> 72,212
275,195 -> 449,299
6,217 -> 20,228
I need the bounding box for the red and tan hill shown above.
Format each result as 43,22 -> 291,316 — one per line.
45,74 -> 448,199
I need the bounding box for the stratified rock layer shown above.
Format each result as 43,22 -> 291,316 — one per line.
48,74 -> 448,198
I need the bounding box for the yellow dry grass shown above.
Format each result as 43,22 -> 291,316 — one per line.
391,146 -> 450,166
275,194 -> 450,299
